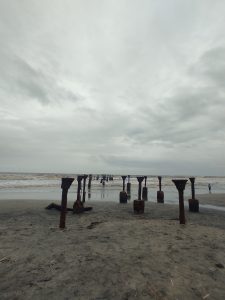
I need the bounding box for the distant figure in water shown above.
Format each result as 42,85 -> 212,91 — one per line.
208,183 -> 211,193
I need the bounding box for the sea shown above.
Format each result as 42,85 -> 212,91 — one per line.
0,172 -> 224,206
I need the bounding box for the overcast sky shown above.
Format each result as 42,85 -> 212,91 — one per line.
0,0 -> 225,175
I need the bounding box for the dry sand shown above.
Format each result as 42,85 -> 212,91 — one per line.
0,194 -> 225,300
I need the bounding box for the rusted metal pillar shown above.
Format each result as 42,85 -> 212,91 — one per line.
126,175 -> 131,193
59,177 -> 74,229
137,177 -> 144,200
73,175 -> 83,213
88,174 -> 92,189
172,179 -> 187,224
120,176 -> 128,203
122,176 -> 126,191
188,177 -> 199,212
142,176 -> 148,200
157,176 -> 164,203
88,174 -> 92,199
127,175 -> 131,199
82,174 -> 88,203
189,177 -> 195,199
133,177 -> 145,213
76,175 -> 83,201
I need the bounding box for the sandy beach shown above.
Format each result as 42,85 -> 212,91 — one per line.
188,194 -> 225,207
1,194 -> 225,300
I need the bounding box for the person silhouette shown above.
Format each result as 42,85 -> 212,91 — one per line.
208,183 -> 211,193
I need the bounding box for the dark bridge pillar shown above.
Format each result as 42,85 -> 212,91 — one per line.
59,178 -> 74,229
157,176 -> 164,203
88,174 -> 92,189
82,174 -> 88,203
188,177 -> 199,212
172,179 -> 187,224
142,176 -> 148,200
133,177 -> 145,213
120,176 -> 128,203
126,175 -> 131,193
73,175 -> 83,211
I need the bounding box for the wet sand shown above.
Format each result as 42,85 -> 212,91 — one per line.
0,194 -> 225,299
188,193 -> 225,207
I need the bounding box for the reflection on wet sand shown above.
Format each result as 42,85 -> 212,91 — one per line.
101,188 -> 105,199
87,184 -> 133,202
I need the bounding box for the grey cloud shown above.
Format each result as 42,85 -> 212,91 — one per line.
189,47 -> 225,89
0,50 -> 83,105
100,154 -> 217,176
0,1 -> 225,175
15,58 -> 51,103
123,83 -> 224,147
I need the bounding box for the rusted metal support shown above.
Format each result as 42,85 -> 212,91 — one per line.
134,177 -> 145,213
82,174 -> 88,203
189,177 -> 195,199
142,176 -> 148,200
188,177 -> 199,212
133,199 -> 145,213
122,176 -> 127,191
120,191 -> 128,203
127,175 -> 131,194
88,174 -> 92,189
59,177 -> 74,229
157,176 -> 164,203
120,176 -> 128,203
75,175 -> 83,203
87,174 -> 92,199
172,179 -> 187,224
78,175 -> 83,200
137,177 -> 144,200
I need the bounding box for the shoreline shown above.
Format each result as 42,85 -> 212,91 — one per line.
1,192 -> 225,211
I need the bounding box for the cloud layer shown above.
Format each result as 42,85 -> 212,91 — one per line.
0,0 -> 225,175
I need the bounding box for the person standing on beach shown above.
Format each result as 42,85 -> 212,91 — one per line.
208,183 -> 211,193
